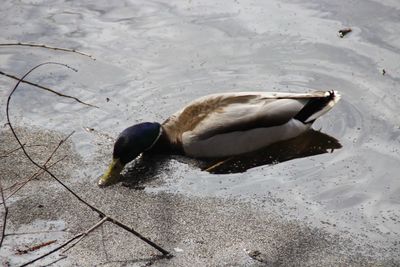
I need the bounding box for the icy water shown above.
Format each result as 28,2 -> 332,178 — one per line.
1,0 -> 399,256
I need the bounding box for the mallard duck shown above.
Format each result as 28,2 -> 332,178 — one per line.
98,90 -> 340,186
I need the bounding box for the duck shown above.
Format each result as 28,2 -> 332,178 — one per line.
98,90 -> 340,186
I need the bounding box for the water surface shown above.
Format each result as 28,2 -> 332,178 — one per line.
0,0 -> 399,255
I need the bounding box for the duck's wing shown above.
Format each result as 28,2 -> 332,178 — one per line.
162,91 -> 339,144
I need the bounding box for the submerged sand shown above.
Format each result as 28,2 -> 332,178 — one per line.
0,127 -> 398,266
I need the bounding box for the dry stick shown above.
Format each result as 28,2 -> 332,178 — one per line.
2,131 -> 73,203
203,157 -> 233,172
6,63 -> 171,264
0,70 -> 97,108
0,179 -> 8,248
2,131 -> 75,194
42,255 -> 68,267
2,132 -> 72,193
2,170 -> 23,191
19,232 -> 85,267
2,156 -> 66,204
16,240 -> 57,255
0,42 -> 95,60
0,143 -> 26,158
109,217 -> 172,257
0,144 -> 47,159
43,131 -> 74,166
6,229 -> 71,237
21,217 -> 108,267
62,217 -> 108,253
20,217 -> 108,267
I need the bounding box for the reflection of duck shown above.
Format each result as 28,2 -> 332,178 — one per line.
202,129 -> 342,174
99,91 -> 340,186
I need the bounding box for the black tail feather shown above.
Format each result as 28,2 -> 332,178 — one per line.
294,91 -> 335,123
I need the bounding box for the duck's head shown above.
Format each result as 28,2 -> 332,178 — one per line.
98,122 -> 161,187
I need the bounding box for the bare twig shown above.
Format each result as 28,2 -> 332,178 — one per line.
0,42 -> 95,60
16,240 -> 57,255
63,217 -> 108,253
0,179 -> 8,248
0,70 -> 97,108
1,156 -> 66,204
42,255 -> 67,267
6,229 -> 69,236
6,62 -> 172,264
109,217 -> 171,257
19,232 -> 84,267
0,143 -> 26,158
0,144 -> 48,159
20,215 -> 168,266
1,131 -> 73,203
21,217 -> 106,266
43,131 -> 74,166
7,71 -> 102,210
203,157 -> 233,172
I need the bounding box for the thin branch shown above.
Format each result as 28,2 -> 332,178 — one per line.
43,131 -> 74,166
16,240 -> 57,255
6,229 -> 69,236
1,131 -> 75,203
2,132 -> 72,194
98,255 -> 166,266
20,217 -> 107,267
0,143 -> 26,158
6,62 -> 172,263
1,131 -> 73,203
19,233 -> 84,267
203,157 -> 233,172
0,42 -> 95,60
109,217 -> 171,257
0,179 -> 8,248
0,70 -> 98,108
1,156 -> 66,204
2,170 -> 23,190
0,143 -> 48,159
63,217 -> 108,253
42,255 -> 67,267
6,62 -> 105,212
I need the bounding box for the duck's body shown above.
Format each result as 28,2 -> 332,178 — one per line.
99,90 -> 340,186
152,91 -> 340,158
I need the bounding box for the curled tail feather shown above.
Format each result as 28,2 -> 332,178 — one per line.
294,90 -> 340,124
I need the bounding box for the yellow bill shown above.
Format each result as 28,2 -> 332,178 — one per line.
98,158 -> 124,187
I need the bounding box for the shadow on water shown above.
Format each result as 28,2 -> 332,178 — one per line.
120,155 -> 169,189
202,129 -> 342,174
121,129 -> 341,187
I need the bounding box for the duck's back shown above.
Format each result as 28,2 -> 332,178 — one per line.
161,91 -> 340,158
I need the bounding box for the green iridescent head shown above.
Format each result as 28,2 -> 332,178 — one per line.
98,122 -> 161,186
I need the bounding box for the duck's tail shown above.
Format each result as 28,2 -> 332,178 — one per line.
294,90 -> 341,124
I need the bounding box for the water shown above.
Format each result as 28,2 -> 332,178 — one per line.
1,0 -> 399,255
